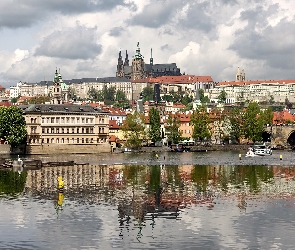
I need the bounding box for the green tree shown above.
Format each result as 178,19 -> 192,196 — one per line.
148,108 -> 161,143
165,113 -> 182,144
88,87 -> 98,100
0,106 -> 27,148
225,107 -> 244,143
243,102 -> 264,143
162,94 -> 173,102
115,90 -> 127,102
191,105 -> 212,143
260,107 -> 274,125
142,86 -> 154,102
68,87 -> 77,100
181,94 -> 193,106
198,89 -> 210,103
120,112 -> 146,149
218,90 -> 227,103
103,85 -> 116,102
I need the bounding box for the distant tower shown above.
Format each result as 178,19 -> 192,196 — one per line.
124,50 -> 129,66
116,51 -> 124,77
131,42 -> 145,80
236,67 -> 246,82
52,68 -> 62,104
153,83 -> 161,103
150,48 -> 154,77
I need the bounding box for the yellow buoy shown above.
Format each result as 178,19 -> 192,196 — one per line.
280,154 -> 282,160
57,192 -> 64,206
239,154 -> 242,160
58,176 -> 64,189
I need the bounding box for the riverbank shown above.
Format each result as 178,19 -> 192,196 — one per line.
130,144 -> 251,153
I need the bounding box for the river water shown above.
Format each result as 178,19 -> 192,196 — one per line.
1,150 -> 295,249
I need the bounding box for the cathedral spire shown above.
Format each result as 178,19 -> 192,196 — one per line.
150,48 -> 153,66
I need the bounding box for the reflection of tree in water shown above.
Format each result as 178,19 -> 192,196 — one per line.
0,171 -> 27,195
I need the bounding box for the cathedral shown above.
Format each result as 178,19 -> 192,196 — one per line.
116,42 -> 181,80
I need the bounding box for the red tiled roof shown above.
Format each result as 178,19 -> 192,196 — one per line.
109,120 -> 120,129
109,135 -> 118,142
217,80 -> 295,87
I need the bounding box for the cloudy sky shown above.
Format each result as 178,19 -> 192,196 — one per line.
0,0 -> 294,87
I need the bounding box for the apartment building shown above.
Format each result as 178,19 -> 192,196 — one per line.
23,104 -> 110,154
209,80 -> 295,103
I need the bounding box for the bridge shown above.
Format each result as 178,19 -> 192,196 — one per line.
264,124 -> 295,149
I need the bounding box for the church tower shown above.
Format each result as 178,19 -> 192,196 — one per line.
51,68 -> 68,104
236,67 -> 246,82
52,68 -> 62,104
131,42 -> 145,80
116,51 -> 124,77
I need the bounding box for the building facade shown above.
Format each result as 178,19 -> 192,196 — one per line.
23,104 -> 110,154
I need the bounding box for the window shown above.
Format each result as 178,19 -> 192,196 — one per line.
42,128 -> 45,133
66,138 -> 69,143
86,138 -> 89,143
72,138 -> 74,143
42,118 -> 45,123
56,128 -> 59,133
67,128 -> 69,133
77,118 -> 80,123
82,138 -> 84,143
66,117 -> 70,123
61,118 -> 65,123
77,138 -> 79,143
77,128 -> 79,133
47,139 -> 49,143
72,128 -> 75,133
56,138 -> 59,143
51,117 -> 54,123
51,128 -> 54,133
62,128 -> 64,133
61,138 -> 64,143
56,117 -> 60,123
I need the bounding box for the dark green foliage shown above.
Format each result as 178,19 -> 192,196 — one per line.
142,86 -> 154,102
218,90 -> 227,103
243,102 -> 264,143
226,107 -> 243,143
0,106 -> 27,147
191,105 -> 212,143
165,113 -> 182,144
120,112 -> 146,149
148,108 -> 161,143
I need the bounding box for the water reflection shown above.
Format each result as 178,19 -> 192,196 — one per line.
1,164 -> 295,249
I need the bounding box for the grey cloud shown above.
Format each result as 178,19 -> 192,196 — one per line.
0,0 -> 132,29
230,4 -> 295,73
160,44 -> 171,51
128,0 -> 179,28
34,25 -> 102,60
177,2 -> 214,33
109,27 -> 124,37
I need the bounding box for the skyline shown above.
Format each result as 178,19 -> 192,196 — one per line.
0,0 -> 294,88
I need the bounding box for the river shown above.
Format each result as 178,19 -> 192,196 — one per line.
1,150 -> 295,249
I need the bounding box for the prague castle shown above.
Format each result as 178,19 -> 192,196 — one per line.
116,42 -> 181,80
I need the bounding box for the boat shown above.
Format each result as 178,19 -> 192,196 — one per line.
245,147 -> 256,157
252,143 -> 272,156
170,143 -> 188,152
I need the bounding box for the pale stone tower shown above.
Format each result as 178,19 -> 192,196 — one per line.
236,67 -> 246,82
131,42 -> 145,80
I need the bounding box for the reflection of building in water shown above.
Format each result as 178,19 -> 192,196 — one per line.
25,164 -> 109,193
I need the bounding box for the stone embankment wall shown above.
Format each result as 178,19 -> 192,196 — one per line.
26,143 -> 111,154
129,144 -> 250,153
0,144 -> 10,154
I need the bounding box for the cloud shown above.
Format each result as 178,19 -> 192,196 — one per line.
34,24 -> 102,60
0,0 -> 131,28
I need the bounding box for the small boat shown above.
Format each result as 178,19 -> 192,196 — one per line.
248,143 -> 272,156
170,143 -> 188,152
245,148 -> 256,157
